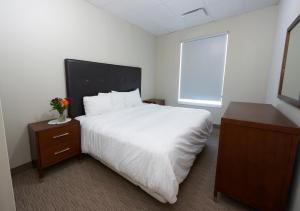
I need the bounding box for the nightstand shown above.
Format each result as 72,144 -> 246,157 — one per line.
28,119 -> 81,178
143,99 -> 165,105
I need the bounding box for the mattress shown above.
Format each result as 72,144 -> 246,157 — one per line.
76,104 -> 212,203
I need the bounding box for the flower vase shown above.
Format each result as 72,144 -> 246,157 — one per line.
57,111 -> 66,122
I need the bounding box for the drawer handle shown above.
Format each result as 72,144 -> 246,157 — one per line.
54,147 -> 70,155
52,132 -> 69,139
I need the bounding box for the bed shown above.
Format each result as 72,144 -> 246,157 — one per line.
65,59 -> 213,203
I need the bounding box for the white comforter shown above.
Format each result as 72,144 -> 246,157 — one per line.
77,104 -> 212,203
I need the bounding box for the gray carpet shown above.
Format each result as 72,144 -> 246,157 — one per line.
12,129 -> 252,211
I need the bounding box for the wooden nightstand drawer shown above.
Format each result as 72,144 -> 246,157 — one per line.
38,124 -> 78,149
40,140 -> 77,167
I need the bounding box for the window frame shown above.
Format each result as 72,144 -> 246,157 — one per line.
177,32 -> 229,108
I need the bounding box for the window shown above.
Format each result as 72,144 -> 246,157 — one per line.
178,33 -> 228,107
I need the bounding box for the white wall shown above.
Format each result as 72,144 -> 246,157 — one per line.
155,6 -> 278,124
0,99 -> 16,211
0,0 -> 156,168
265,0 -> 300,210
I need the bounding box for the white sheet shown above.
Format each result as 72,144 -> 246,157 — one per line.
77,104 -> 212,203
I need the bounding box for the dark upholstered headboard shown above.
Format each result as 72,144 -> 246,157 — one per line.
65,59 -> 141,118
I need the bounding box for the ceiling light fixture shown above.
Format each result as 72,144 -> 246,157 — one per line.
181,7 -> 208,17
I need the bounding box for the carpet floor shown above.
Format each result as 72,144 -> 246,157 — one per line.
12,129 -> 252,211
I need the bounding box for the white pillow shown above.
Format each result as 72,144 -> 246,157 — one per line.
83,94 -> 112,116
110,91 -> 126,110
112,89 -> 142,108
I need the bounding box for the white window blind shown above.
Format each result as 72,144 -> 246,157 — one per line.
178,33 -> 228,107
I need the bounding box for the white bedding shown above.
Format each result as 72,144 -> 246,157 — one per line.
77,104 -> 212,203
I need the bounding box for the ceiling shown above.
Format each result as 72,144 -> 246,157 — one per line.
86,0 -> 279,35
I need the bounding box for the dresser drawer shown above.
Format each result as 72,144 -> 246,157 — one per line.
38,124 -> 79,149
40,140 -> 77,167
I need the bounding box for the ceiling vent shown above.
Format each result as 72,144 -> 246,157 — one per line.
181,7 -> 208,17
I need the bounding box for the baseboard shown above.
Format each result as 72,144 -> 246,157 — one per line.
213,124 -> 220,129
11,162 -> 33,176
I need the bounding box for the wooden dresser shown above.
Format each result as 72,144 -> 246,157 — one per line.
28,119 -> 81,178
214,102 -> 300,211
